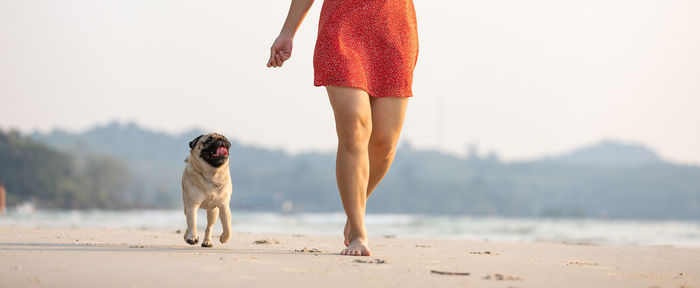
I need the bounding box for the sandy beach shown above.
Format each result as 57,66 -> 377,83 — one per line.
1,226 -> 698,288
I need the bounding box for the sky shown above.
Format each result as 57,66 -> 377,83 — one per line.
1,0 -> 699,164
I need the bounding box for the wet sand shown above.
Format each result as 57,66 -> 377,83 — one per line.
1,226 -> 698,287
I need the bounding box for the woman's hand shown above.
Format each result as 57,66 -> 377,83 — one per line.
266,0 -> 314,68
267,35 -> 293,68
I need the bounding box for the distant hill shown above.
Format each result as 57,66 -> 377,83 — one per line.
34,122 -> 198,164
547,141 -> 662,166
0,130 -> 135,209
31,122 -> 338,211
17,121 -> 700,219
32,123 -> 200,207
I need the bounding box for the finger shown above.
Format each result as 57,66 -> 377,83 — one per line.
274,53 -> 282,67
268,48 -> 277,67
275,54 -> 283,67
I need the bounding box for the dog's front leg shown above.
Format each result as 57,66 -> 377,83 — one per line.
201,207 -> 219,247
218,204 -> 232,243
184,204 -> 200,245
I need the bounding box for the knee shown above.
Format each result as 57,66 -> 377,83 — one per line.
369,133 -> 399,160
337,117 -> 372,155
216,204 -> 229,213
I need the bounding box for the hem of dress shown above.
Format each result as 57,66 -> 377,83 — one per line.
313,82 -> 413,98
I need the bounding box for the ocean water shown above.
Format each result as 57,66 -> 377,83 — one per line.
1,208 -> 699,247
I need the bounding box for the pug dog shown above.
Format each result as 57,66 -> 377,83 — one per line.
182,133 -> 233,247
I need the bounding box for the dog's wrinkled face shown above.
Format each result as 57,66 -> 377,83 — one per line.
189,133 -> 231,168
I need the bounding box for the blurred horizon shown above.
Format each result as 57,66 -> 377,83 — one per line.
2,121 -> 699,220
1,119 -> 692,166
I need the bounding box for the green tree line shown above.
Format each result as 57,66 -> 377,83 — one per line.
4,122 -> 700,219
0,130 -> 135,209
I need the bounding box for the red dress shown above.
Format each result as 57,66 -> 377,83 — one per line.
313,0 -> 419,98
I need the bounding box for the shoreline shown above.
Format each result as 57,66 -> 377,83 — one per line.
3,209 -> 699,248
1,226 -> 699,287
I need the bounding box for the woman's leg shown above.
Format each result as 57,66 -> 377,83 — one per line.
366,97 -> 409,196
327,85 -> 373,256
343,96 -> 409,246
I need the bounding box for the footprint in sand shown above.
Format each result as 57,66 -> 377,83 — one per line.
353,259 -> 387,264
566,261 -> 600,266
294,247 -> 322,253
470,251 -> 498,255
431,270 -> 470,276
483,273 -> 523,281
253,239 -> 280,244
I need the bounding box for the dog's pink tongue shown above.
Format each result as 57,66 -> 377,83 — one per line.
216,147 -> 228,157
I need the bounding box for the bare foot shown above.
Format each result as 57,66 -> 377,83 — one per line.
341,238 -> 371,256
344,220 -> 350,247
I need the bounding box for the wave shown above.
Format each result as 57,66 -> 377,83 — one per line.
1,209 -> 699,247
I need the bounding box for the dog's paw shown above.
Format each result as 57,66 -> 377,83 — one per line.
185,237 -> 199,245
220,232 -> 231,244
201,240 -> 213,248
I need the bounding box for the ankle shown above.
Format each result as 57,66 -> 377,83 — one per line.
347,229 -> 368,242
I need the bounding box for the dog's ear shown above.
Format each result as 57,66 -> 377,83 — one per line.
221,135 -> 231,147
189,135 -> 203,149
